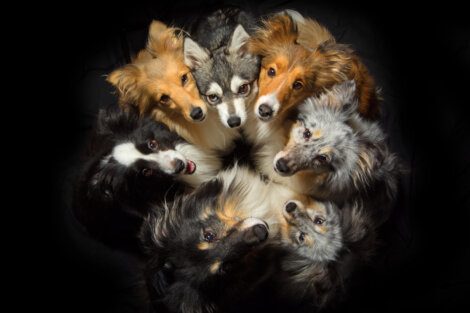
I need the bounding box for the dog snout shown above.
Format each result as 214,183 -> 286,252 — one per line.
190,106 -> 205,121
285,201 -> 298,214
275,158 -> 290,174
243,223 -> 269,245
258,104 -> 273,119
227,116 -> 241,128
173,159 -> 186,173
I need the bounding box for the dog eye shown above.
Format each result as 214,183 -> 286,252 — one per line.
181,73 -> 188,86
237,83 -> 250,95
206,94 -> 220,105
160,95 -> 170,105
314,217 -> 325,225
267,67 -> 276,77
293,80 -> 303,90
148,139 -> 158,150
303,128 -> 311,140
298,232 -> 306,243
315,155 -> 328,164
141,168 -> 153,177
203,231 -> 217,242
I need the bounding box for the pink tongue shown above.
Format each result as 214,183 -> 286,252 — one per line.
185,160 -> 196,174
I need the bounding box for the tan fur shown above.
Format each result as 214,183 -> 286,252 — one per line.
107,20 -> 239,151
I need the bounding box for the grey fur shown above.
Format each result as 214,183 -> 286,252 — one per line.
184,9 -> 261,128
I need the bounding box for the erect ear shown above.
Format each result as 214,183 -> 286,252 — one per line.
333,80 -> 358,117
183,37 -> 211,69
147,20 -> 182,55
107,64 -> 142,104
227,24 -> 250,55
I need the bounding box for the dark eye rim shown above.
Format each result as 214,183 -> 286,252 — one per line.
206,94 -> 220,104
313,217 -> 325,225
181,73 -> 188,85
160,94 -> 170,104
315,154 -> 328,164
203,231 -> 217,242
267,67 -> 276,77
298,232 -> 306,243
148,139 -> 158,150
303,128 -> 311,139
237,83 -> 250,95
141,168 -> 153,177
292,80 -> 303,90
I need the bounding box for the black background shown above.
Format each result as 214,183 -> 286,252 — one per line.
27,0 -> 470,312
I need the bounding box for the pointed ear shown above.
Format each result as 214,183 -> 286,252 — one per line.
227,24 -> 250,55
147,20 -> 182,55
283,9 -> 305,24
183,37 -> 211,69
333,80 -> 358,116
107,65 -> 142,104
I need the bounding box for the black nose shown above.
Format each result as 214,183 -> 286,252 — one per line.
252,224 -> 269,241
258,104 -> 273,118
285,201 -> 297,213
174,159 -> 185,173
190,107 -> 204,121
275,158 -> 290,173
227,116 -> 241,128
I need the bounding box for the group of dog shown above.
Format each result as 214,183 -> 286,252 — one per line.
73,7 -> 401,313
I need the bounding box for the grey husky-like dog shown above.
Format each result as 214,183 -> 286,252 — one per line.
184,8 -> 261,128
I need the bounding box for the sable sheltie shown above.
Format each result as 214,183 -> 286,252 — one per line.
107,20 -> 240,152
244,10 -> 380,145
73,108 -> 221,255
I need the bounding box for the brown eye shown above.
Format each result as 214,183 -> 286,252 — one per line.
315,155 -> 328,164
203,231 -> 217,242
303,128 -> 311,140
293,80 -> 303,90
181,73 -> 188,85
267,67 -> 276,77
206,94 -> 220,105
160,94 -> 170,105
314,217 -> 325,225
141,168 -> 153,177
298,232 -> 306,243
237,83 -> 250,95
148,139 -> 158,150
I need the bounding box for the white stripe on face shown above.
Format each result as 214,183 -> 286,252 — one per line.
233,98 -> 247,126
216,102 -> 231,128
230,75 -> 246,94
207,82 -> 223,97
111,142 -> 186,175
254,93 -> 280,118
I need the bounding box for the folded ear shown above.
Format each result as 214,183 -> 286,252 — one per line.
227,24 -> 250,55
183,37 -> 211,69
147,20 -> 182,56
332,80 -> 358,117
107,65 -> 143,105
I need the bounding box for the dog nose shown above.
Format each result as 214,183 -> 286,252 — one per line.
243,223 -> 269,245
275,158 -> 290,173
252,224 -> 269,241
174,159 -> 185,173
258,104 -> 273,118
285,201 -> 297,213
190,107 -> 204,121
227,116 -> 241,128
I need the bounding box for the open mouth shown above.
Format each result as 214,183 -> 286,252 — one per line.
184,160 -> 196,174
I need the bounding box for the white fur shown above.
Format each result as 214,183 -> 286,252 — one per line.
207,82 -> 223,97
239,217 -> 267,231
228,25 -> 250,54
233,98 -> 247,126
217,102 -> 231,128
230,75 -> 245,94
184,37 -> 210,69
112,142 -> 186,175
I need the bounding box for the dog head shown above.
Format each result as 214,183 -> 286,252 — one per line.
273,81 -> 359,177
248,12 -> 335,122
184,25 -> 260,128
280,198 -> 342,262
107,21 -> 207,123
84,108 -> 197,208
